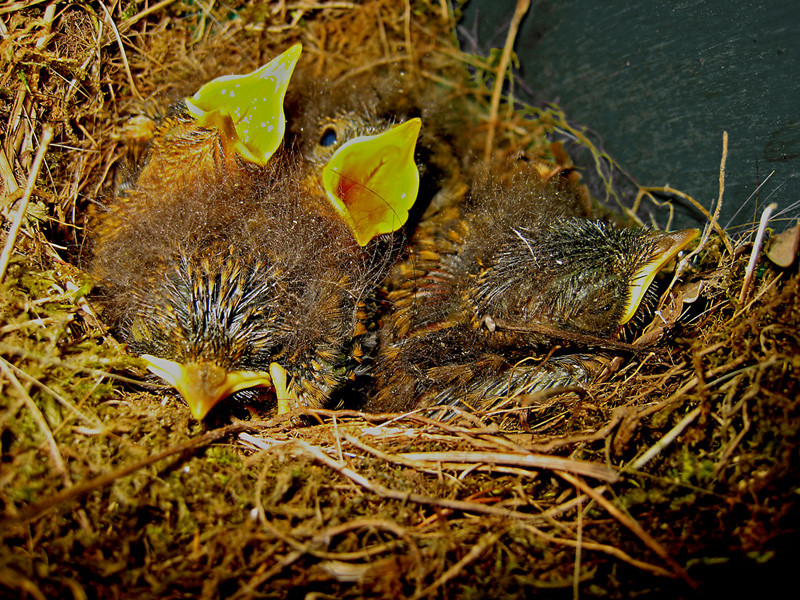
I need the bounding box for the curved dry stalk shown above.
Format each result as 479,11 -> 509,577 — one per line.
99,3 -> 142,101
558,472 -> 697,589
573,493 -> 584,598
122,0 -> 180,29
403,0 -> 415,77
522,523 -> 674,578
2,357 -> 102,427
0,125 -> 53,283
2,423 -> 256,527
393,450 -> 619,483
0,358 -> 67,480
739,202 -> 778,303
629,405 -> 702,471
483,0 -> 530,163
409,527 -> 505,600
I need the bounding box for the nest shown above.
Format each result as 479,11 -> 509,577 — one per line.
1,2 -> 798,598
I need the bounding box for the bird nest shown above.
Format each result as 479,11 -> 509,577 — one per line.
1,1 -> 798,598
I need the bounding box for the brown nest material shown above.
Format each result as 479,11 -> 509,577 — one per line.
1,2 -> 798,599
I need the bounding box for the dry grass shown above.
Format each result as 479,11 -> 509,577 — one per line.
1,1 -> 798,598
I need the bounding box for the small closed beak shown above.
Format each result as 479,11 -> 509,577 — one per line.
620,228 -> 700,325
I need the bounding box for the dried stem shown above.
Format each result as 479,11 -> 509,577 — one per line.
559,472 -> 697,589
739,202 -> 777,304
483,0 -> 530,163
0,125 -> 53,283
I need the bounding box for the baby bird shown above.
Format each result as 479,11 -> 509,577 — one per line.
284,68 -> 465,227
143,44 -> 300,183
96,45 -> 303,255
91,49 -> 423,420
368,169 -> 698,413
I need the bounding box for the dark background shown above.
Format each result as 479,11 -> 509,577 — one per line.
457,0 -> 799,232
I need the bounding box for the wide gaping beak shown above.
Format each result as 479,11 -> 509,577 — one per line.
184,43 -> 302,166
620,228 -> 700,325
141,355 -> 296,419
321,118 -> 421,246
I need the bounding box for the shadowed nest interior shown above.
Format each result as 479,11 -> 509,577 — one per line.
1,2 -> 798,599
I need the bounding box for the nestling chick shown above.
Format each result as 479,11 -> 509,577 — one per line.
96,45 -> 303,254
284,68 -> 465,225
91,48 -> 423,420
368,170 -> 699,412
142,45 -> 300,183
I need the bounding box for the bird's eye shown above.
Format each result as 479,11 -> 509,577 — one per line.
319,126 -> 337,147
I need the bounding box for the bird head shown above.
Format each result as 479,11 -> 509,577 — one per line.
183,43 -> 302,166
303,111 -> 388,167
283,73 -> 431,245
319,118 -> 422,246
98,137 -> 416,419
126,45 -> 302,194
124,245 -> 290,420
474,219 -> 699,339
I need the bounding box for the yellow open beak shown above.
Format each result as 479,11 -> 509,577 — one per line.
141,355 -> 298,420
322,118 -> 421,246
184,43 -> 302,166
620,228 -> 700,325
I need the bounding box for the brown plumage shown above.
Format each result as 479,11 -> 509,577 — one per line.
90,49 -> 423,420
367,169 -> 698,413
284,68 -> 465,222
91,153 -> 400,418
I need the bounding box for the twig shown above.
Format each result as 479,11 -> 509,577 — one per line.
393,450 -> 619,483
99,3 -> 142,100
715,131 -> 728,227
629,405 -> 702,471
738,202 -> 777,304
409,528 -> 504,600
677,131 -> 734,275
573,493 -> 583,600
558,472 -> 697,589
635,377 -> 698,420
483,0 -> 530,163
0,125 -> 52,283
714,400 -> 750,476
1,356 -> 102,427
2,423 -> 256,526
402,0 -> 416,77
522,523 -> 674,578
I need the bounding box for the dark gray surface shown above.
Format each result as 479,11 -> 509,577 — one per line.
458,0 -> 799,231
